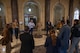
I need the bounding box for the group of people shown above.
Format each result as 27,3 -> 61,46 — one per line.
45,20 -> 70,53
45,19 -> 80,53
1,18 -> 80,53
0,19 -> 35,53
1,19 -> 19,53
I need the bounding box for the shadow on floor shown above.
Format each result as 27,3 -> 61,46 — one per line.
11,43 -> 20,49
11,44 -> 46,53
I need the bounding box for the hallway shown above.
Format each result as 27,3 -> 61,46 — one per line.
0,0 -> 80,53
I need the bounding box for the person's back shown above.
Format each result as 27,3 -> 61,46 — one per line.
45,29 -> 59,53
45,36 -> 54,53
61,24 -> 70,48
20,26 -> 34,53
58,20 -> 71,53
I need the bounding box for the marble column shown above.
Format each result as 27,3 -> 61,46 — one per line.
45,0 -> 50,22
45,0 -> 50,29
11,0 -> 18,22
68,0 -> 74,26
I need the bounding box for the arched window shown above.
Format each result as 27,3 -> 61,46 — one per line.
74,9 -> 79,20
24,1 -> 39,26
54,3 -> 65,25
0,3 -> 5,32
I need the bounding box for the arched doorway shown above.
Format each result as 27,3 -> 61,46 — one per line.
24,1 -> 39,26
0,3 -> 5,32
54,3 -> 65,26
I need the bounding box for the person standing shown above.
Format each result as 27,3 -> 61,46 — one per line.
8,23 -> 13,42
45,29 -> 60,53
28,19 -> 35,35
58,20 -> 71,53
46,20 -> 52,35
20,26 -> 35,53
12,19 -> 19,39
70,19 -> 78,44
69,19 -> 80,53
2,24 -> 11,53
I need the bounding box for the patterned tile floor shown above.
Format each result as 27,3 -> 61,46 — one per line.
10,35 -> 47,53
0,31 -> 80,53
0,34 -> 47,53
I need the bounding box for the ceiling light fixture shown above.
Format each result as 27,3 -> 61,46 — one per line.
28,8 -> 31,12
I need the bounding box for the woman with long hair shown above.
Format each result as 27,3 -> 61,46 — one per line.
45,29 -> 59,53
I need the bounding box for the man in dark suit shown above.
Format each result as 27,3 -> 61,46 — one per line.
20,26 -> 34,53
46,20 -> 52,35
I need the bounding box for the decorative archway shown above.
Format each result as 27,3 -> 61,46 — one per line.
0,2 -> 6,32
24,1 -> 39,26
54,3 -> 65,25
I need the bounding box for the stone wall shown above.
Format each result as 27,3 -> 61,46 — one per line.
0,0 -> 12,24
0,0 -> 80,30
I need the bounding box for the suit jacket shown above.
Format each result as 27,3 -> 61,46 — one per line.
70,24 -> 77,39
58,24 -> 71,49
46,21 -> 52,30
20,32 -> 34,53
